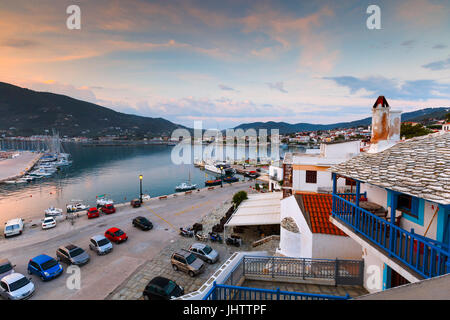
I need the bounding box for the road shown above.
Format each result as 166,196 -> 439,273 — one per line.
0,182 -> 251,300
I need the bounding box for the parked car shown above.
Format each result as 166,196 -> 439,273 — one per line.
101,203 -> 116,214
130,199 -> 141,208
56,244 -> 90,266
188,243 -> 219,264
27,254 -> 63,281
42,217 -> 56,230
87,207 -> 100,219
132,216 -> 153,231
0,273 -> 35,300
0,259 -> 15,280
143,276 -> 184,300
171,250 -> 205,277
105,227 -> 128,243
3,218 -> 24,238
89,235 -> 113,255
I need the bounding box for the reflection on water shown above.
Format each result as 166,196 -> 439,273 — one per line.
0,143 -> 303,223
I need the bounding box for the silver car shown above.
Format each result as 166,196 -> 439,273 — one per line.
56,244 -> 90,266
188,243 -> 219,264
89,235 -> 113,255
0,273 -> 35,300
0,259 -> 15,280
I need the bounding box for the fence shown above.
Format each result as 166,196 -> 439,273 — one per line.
203,283 -> 350,300
332,194 -> 450,279
242,255 -> 364,286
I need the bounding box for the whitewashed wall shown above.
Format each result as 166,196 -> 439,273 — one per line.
312,233 -> 362,260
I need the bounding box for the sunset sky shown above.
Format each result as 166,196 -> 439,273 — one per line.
1,0 -> 449,128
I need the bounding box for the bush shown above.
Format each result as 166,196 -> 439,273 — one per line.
232,191 -> 248,207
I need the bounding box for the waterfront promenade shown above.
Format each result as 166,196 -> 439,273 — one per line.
0,181 -> 252,300
0,151 -> 41,183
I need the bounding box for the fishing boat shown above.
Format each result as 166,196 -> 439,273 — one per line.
205,179 -> 222,186
223,176 -> 239,183
142,194 -> 151,201
96,195 -> 114,207
175,182 -> 198,192
45,207 -> 63,217
175,170 -> 197,192
66,200 -> 89,213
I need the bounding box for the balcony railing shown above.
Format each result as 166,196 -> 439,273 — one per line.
203,283 -> 350,300
332,194 -> 450,279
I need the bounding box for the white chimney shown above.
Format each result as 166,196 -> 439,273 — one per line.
368,96 -> 401,153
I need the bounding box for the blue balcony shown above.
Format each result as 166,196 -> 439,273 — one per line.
331,193 -> 450,279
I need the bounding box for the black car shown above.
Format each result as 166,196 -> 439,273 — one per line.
143,276 -> 184,300
132,216 -> 153,231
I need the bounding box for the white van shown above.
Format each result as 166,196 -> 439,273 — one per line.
4,219 -> 24,238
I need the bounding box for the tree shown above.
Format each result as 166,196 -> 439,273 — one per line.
400,123 -> 433,139
446,113 -> 450,123
232,191 -> 248,207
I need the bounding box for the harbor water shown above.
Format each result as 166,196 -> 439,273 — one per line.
0,143 -> 303,223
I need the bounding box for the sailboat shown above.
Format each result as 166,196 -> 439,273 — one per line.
175,170 -> 197,192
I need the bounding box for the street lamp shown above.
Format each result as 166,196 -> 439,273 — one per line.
139,174 -> 143,203
220,166 -> 223,188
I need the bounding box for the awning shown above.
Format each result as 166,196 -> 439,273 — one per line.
225,192 -> 281,227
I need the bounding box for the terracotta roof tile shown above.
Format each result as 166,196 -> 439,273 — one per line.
298,192 -> 347,237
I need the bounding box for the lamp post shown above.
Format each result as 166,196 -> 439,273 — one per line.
139,174 -> 143,203
220,166 -> 223,188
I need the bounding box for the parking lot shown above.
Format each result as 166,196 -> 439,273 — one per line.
0,181 -> 252,300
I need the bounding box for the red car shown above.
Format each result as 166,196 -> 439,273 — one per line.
101,204 -> 116,214
87,207 -> 100,219
105,227 -> 128,243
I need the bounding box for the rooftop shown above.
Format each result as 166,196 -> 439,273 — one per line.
295,192 -> 347,236
330,132 -> 450,205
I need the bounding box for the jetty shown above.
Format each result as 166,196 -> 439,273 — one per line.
0,151 -> 42,183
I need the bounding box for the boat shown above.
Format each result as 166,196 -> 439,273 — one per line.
45,207 -> 63,217
205,179 -> 222,186
175,182 -> 198,192
3,179 -> 28,184
66,201 -> 89,213
96,195 -> 114,207
141,194 -> 151,201
204,161 -> 236,176
223,176 -> 239,183
175,170 -> 197,192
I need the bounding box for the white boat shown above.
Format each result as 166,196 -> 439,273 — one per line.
141,194 -> 151,201
66,201 -> 89,213
175,182 -> 198,192
96,195 -> 114,207
3,179 -> 28,184
204,161 -> 236,176
44,207 -> 63,217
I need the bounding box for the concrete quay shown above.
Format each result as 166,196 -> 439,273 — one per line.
0,151 -> 42,183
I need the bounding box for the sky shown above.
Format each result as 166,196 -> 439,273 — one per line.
0,0 -> 449,129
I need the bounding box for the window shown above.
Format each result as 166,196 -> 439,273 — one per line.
305,170 -> 317,184
345,178 -> 356,186
397,194 -> 419,218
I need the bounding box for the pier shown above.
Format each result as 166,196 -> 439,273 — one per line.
0,151 -> 42,183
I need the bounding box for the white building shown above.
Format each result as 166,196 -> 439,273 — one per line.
278,193 -> 362,259
330,131 -> 450,294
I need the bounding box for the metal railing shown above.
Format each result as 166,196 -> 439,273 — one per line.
332,194 -> 450,279
243,256 -> 364,286
203,283 -> 350,300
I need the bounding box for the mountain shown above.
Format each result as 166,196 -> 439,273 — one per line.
0,82 -> 184,137
234,107 -> 449,134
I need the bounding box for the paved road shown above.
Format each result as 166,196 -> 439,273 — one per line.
0,182 -> 251,300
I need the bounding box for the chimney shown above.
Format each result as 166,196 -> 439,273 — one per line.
368,96 -> 401,153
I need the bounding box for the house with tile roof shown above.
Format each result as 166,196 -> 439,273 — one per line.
329,131 -> 450,293
277,192 -> 362,260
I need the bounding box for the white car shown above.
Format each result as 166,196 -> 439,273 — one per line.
89,235 -> 113,255
4,218 -> 24,238
0,273 -> 35,300
42,217 -> 56,230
